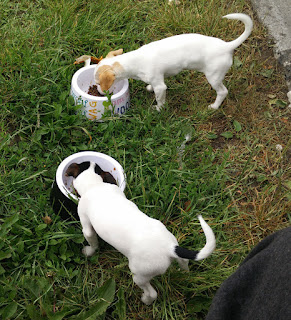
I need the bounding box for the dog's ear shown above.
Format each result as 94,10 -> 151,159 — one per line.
100,172 -> 117,185
94,164 -> 103,175
65,163 -> 80,178
106,49 -> 123,58
99,66 -> 116,92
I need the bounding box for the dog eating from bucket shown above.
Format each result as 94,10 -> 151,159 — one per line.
71,56 -> 130,120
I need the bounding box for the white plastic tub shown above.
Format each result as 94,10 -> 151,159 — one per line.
70,64 -> 130,120
56,151 -> 126,200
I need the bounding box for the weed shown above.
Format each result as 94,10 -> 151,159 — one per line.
102,90 -> 115,119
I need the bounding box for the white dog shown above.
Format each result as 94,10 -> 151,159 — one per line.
66,162 -> 216,305
94,13 -> 253,111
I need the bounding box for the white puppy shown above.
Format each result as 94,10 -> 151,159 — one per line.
94,13 -> 253,111
67,162 -> 216,305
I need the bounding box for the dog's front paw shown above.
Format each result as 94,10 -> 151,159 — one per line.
82,246 -> 96,257
146,85 -> 153,92
141,292 -> 157,305
152,105 -> 162,112
208,104 -> 219,110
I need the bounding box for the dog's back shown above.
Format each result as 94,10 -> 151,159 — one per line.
78,183 -> 176,257
140,34 -> 227,75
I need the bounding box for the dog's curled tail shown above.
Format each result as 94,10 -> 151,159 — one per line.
174,215 -> 216,261
223,13 -> 253,51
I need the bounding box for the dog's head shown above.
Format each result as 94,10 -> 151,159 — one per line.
66,162 -> 103,197
94,49 -> 123,93
66,161 -> 117,197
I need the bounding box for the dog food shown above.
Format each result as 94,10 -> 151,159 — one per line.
87,85 -> 103,97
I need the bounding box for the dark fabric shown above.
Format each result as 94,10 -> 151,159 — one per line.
206,227 -> 291,320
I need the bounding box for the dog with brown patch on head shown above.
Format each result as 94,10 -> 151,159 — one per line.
94,13 -> 253,111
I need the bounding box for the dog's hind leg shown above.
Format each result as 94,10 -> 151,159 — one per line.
79,214 -> 99,257
133,274 -> 158,305
205,70 -> 229,110
176,257 -> 189,271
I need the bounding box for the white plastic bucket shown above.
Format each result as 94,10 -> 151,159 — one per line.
55,151 -> 126,201
70,64 -> 130,120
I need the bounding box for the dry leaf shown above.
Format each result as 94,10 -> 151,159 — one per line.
42,216 -> 52,225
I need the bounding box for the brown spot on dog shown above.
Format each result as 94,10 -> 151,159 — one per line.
99,66 -> 116,92
65,163 -> 80,178
98,62 -> 124,92
106,49 -> 123,58
112,62 -> 124,73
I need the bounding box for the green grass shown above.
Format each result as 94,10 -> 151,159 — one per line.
0,0 -> 290,319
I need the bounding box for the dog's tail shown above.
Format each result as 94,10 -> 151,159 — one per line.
223,13 -> 253,51
174,215 -> 216,261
